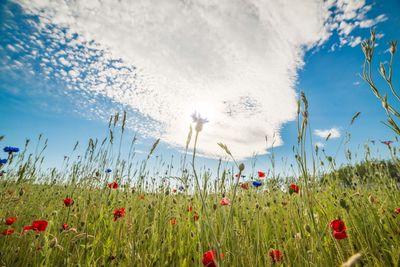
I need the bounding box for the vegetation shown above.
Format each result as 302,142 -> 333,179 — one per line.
0,32 -> 399,266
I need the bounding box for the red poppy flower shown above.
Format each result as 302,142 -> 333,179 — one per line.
333,230 -> 348,240
108,182 -> 118,189
139,194 -> 145,200
169,217 -> 177,225
63,198 -> 74,207
289,184 -> 300,194
2,228 -> 14,235
5,216 -> 17,225
220,197 -> 231,206
257,171 -> 266,178
172,188 -> 177,193
330,219 -> 346,232
23,220 -> 48,232
62,223 -> 69,230
187,206 -> 193,212
113,208 -> 125,221
330,219 -> 348,240
395,207 -> 400,214
202,250 -> 224,267
269,249 -> 283,263
193,212 -> 199,221
240,183 -> 249,190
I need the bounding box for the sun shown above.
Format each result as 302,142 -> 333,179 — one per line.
191,101 -> 218,122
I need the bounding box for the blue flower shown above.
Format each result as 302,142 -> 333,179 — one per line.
3,146 -> 19,153
252,181 -> 263,187
0,158 -> 7,164
105,168 -> 112,173
178,185 -> 185,191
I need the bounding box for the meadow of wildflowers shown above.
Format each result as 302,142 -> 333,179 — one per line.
0,32 -> 399,267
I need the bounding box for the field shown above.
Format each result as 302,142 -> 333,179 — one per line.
1,107 -> 400,267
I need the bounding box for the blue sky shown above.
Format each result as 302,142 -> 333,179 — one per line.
1,0 -> 399,177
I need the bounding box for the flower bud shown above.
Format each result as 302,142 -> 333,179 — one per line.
239,163 -> 245,172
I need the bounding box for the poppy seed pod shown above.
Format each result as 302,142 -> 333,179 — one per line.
239,163 -> 245,172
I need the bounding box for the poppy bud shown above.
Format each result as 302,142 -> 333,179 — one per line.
239,163 -> 245,172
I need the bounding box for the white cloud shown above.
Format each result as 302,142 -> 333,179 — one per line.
314,128 -> 341,139
325,0 -> 387,48
9,0 -> 385,159
349,36 -> 362,47
359,14 -> 388,28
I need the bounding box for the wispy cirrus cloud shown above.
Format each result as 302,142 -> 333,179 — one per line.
1,0 -> 385,159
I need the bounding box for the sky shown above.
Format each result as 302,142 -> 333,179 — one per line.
0,0 -> 399,176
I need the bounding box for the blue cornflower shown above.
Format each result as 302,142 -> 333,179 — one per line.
105,168 -> 112,173
3,146 -> 19,153
252,181 -> 263,187
0,158 -> 7,164
178,185 -> 185,191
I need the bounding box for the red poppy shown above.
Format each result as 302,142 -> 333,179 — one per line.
289,184 -> 300,194
330,219 -> 346,232
333,230 -> 348,240
5,216 -> 17,225
139,194 -> 145,200
2,228 -> 14,235
269,249 -> 283,263
62,223 -> 69,230
202,250 -> 224,267
220,197 -> 231,206
169,217 -> 177,225
64,198 -> 74,207
395,207 -> 400,214
113,208 -> 125,221
23,220 -> 48,232
330,219 -> 348,240
257,171 -> 266,178
172,188 -> 177,193
187,206 -> 193,212
193,212 -> 199,221
108,182 -> 118,189
240,183 -> 249,190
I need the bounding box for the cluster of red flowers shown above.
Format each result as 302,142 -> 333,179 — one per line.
108,181 -> 118,189
2,216 -> 17,235
289,184 -> 300,194
2,217 -> 50,236
269,249 -> 283,263
202,250 -> 224,267
258,171 -> 266,178
63,197 -> 74,207
23,220 -> 48,232
114,208 -> 125,221
220,197 -> 231,206
330,219 -> 348,240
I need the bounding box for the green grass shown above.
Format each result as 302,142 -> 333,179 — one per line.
0,175 -> 399,266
